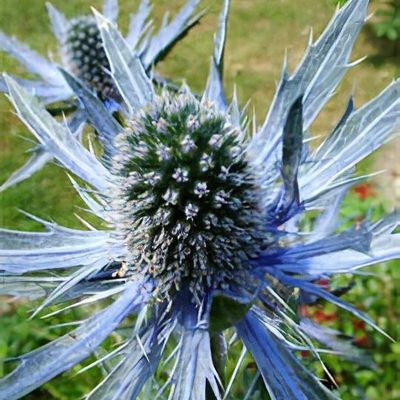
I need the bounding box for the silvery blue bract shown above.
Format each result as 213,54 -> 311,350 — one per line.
1,0 -> 399,399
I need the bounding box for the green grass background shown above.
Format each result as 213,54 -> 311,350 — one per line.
0,0 -> 399,399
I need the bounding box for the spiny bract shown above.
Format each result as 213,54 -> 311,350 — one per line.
0,0 -> 399,399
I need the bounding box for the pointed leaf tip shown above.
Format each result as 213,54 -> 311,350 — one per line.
4,75 -> 111,192
46,2 -> 69,42
275,95 -> 304,219
93,9 -> 154,113
103,0 -> 119,23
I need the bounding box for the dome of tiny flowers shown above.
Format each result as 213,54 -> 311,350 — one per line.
111,91 -> 267,301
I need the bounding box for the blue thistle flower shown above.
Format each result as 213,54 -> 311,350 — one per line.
0,0 -> 203,191
1,0 -> 399,399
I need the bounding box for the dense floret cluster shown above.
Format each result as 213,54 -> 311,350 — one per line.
64,16 -> 116,99
111,92 -> 266,299
0,1 -> 399,399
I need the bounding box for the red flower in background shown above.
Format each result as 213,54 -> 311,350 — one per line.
313,309 -> 337,323
353,335 -> 370,348
353,183 -> 375,200
353,320 -> 366,331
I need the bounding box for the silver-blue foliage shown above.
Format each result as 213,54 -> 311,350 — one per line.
0,0 -> 399,399
0,0 -> 202,191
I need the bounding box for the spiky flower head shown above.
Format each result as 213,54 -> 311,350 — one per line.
112,91 -> 266,300
1,1 -> 399,399
63,16 -> 116,100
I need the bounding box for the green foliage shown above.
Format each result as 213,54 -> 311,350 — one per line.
332,0 -> 349,6
209,295 -> 253,333
371,0 -> 400,41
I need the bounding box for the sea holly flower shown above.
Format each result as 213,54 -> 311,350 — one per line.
0,0 -> 202,191
0,0 -> 399,399
0,0 -> 202,104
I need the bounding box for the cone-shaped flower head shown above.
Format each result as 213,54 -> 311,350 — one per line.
0,1 -> 399,399
111,92 -> 267,300
64,16 -> 116,100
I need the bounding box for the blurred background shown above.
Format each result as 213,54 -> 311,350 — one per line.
0,0 -> 399,398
